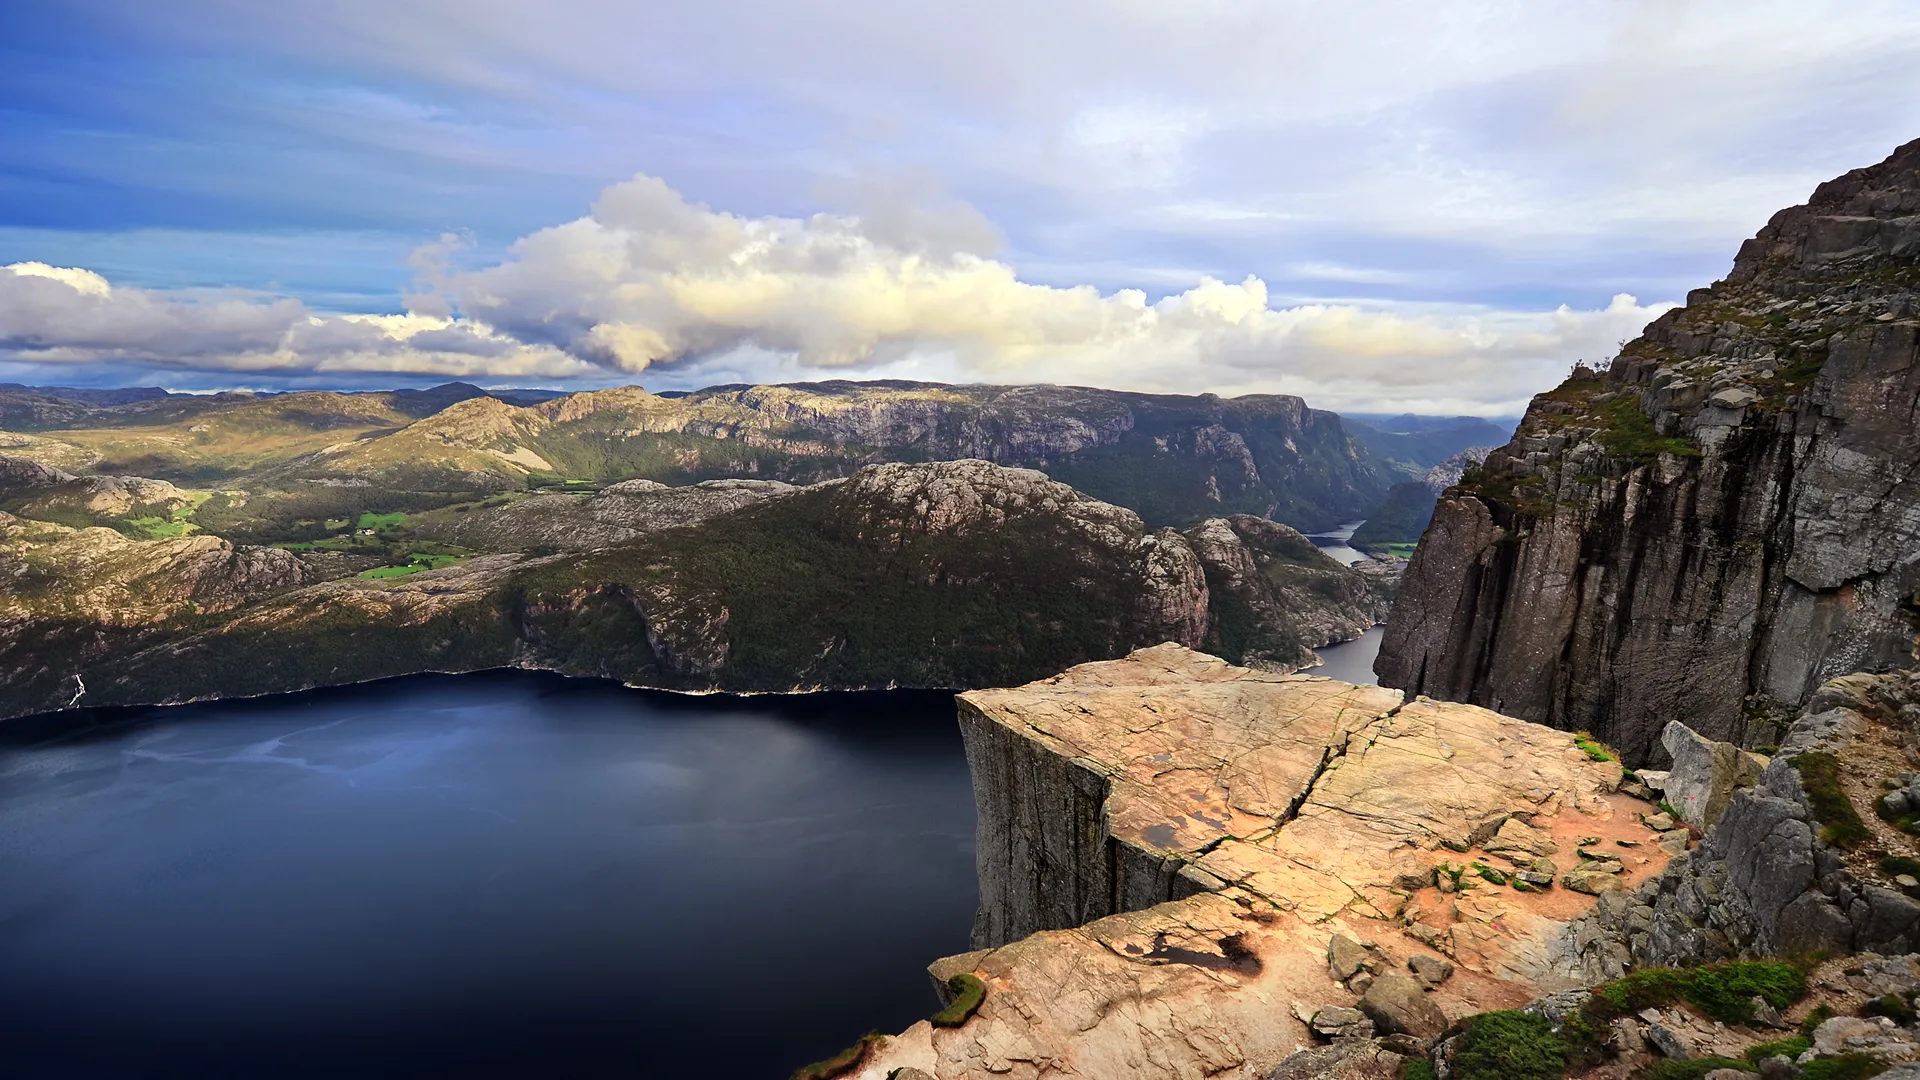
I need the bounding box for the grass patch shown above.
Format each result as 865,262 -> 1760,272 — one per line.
357,511 -> 407,530
1588,961 -> 1806,1025
357,553 -> 464,580
930,973 -> 985,1027
1791,752 -> 1871,849
1573,733 -> 1614,763
1401,1059 -> 1438,1080
1863,993 -> 1917,1024
1800,1004 -> 1835,1036
789,1032 -> 884,1080
1800,1055 -> 1891,1080
1744,1035 -> 1811,1063
1592,394 -> 1699,463
1446,1011 -> 1566,1080
1879,855 -> 1920,878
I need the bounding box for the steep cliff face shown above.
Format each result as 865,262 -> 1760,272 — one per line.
853,645 -> 1670,1080
1379,139 -> 1920,762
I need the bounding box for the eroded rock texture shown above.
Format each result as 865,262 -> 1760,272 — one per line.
857,645 -> 1673,1080
1565,666 -> 1920,979
1378,139 -> 1920,762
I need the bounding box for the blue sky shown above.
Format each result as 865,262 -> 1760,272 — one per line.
2,1 -> 1918,413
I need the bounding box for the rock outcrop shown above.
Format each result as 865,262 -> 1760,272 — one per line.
409,477 -> 796,552
1659,720 -> 1769,830
1378,139 -> 1920,762
854,645 -> 1677,1080
1563,665 -> 1920,979
1184,514 -> 1386,671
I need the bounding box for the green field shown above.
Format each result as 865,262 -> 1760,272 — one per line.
357,553 -> 465,580
118,490 -> 215,540
357,511 -> 408,530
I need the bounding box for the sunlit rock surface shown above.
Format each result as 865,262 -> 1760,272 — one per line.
855,645 -> 1674,1080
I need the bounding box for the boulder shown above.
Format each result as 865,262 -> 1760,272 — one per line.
1357,974 -> 1448,1041
1409,954 -> 1454,988
1660,721 -> 1768,830
1563,867 -> 1626,895
1311,1006 -> 1374,1040
1646,1022 -> 1693,1059
1485,818 -> 1559,865
1328,933 -> 1371,982
1264,1039 -> 1403,1080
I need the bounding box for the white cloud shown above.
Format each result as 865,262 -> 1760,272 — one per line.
4,170 -> 1674,412
5,262 -> 113,298
439,175 -> 1676,410
0,262 -> 591,379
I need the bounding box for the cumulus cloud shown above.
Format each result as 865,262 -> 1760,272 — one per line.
3,169 -> 1675,412
417,173 -> 1671,412
0,262 -> 592,380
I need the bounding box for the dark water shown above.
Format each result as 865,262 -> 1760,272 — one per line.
0,673 -> 978,1079
1313,626 -> 1384,685
1305,520 -> 1369,567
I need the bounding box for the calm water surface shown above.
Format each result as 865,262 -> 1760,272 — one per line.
1313,626 -> 1384,685
1305,520 -> 1369,567
0,673 -> 977,1078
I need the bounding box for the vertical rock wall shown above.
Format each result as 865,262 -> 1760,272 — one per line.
959,697 -> 1197,948
1379,138 -> 1920,762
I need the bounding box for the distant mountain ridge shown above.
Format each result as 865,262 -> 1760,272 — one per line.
0,378 -> 1430,533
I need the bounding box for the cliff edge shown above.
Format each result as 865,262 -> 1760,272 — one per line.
852,645 -> 1678,1080
1378,139 -> 1920,762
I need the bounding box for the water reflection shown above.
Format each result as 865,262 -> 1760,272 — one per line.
0,673 -> 977,1078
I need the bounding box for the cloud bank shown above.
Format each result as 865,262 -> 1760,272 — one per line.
2,175 -> 1671,413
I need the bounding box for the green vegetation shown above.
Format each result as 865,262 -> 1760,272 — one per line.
1744,1035 -> 1811,1063
1470,861 -> 1509,886
1404,962 -> 1815,1080
1446,1011 -> 1566,1080
929,974 -> 985,1027
1573,733 -> 1615,763
356,511 -> 407,530
1864,993 -> 1917,1024
1592,395 -> 1699,463
1878,854 -> 1920,878
115,489 -> 214,540
1801,1004 -> 1835,1036
789,1032 -> 885,1080
1641,1059 -> 1753,1080
1587,961 -> 1805,1025
1401,1059 -> 1438,1080
1193,516 -> 1369,668
1791,752 -> 1871,848
357,553 -> 464,580
1799,1055 -> 1890,1080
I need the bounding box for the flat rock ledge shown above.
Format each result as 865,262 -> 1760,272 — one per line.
854,644 -> 1674,1080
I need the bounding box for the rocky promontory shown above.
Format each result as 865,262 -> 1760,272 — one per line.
1378,139 -> 1920,762
849,645 -> 1677,1080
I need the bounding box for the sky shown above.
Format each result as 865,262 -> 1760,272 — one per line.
1,1 -> 1917,415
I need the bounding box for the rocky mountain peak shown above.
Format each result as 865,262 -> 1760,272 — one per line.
1379,139 -> 1920,762
1730,136 -> 1920,283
